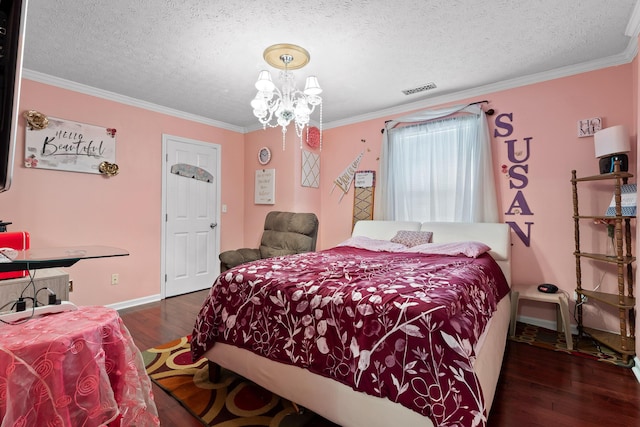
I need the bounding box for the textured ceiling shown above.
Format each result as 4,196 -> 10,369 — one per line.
21,0 -> 639,131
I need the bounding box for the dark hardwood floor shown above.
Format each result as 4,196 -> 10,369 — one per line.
119,291 -> 640,427
119,290 -> 208,427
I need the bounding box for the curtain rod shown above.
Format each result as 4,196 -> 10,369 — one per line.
381,100 -> 494,133
468,100 -> 494,115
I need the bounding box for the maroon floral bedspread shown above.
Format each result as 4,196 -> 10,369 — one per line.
192,246 -> 509,427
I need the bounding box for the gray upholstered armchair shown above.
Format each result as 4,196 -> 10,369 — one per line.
219,211 -> 319,272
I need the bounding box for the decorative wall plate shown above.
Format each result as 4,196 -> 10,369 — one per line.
258,147 -> 271,165
306,126 -> 320,148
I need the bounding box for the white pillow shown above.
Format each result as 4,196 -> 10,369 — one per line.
337,236 -> 406,252
404,241 -> 491,258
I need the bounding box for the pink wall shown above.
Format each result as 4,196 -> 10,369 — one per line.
241,126 -> 321,248
1,61 -> 636,340
316,65 -> 635,333
0,79 -> 246,306
319,121 -> 384,249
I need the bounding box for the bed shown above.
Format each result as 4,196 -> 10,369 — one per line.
192,220 -> 511,427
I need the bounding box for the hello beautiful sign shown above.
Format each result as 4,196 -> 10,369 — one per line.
24,115 -> 116,174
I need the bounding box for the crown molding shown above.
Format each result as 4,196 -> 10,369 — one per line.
22,69 -> 247,133
23,39 -> 639,135
244,122 -> 268,133
324,46 -> 637,130
625,0 -> 640,38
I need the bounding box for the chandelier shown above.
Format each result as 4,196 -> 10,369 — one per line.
250,44 -> 323,150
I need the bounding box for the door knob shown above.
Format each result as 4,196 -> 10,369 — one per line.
210,223 -> 217,229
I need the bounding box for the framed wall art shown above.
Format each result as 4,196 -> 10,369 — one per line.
24,115 -> 116,174
301,149 -> 320,188
255,168 -> 275,204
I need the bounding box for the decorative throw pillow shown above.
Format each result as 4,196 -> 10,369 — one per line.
390,230 -> 433,247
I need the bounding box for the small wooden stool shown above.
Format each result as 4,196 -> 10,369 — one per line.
509,286 -> 573,350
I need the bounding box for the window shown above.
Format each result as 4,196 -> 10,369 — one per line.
376,104 -> 497,222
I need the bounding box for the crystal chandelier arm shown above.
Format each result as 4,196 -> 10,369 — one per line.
252,81 -> 285,128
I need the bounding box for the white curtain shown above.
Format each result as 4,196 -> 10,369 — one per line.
374,104 -> 498,222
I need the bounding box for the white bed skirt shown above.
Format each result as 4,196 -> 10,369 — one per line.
204,294 -> 511,427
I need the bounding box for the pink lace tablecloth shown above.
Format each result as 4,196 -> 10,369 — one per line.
0,306 -> 159,426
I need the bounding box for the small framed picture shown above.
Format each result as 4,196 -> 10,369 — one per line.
577,117 -> 602,137
255,169 -> 275,204
258,147 -> 271,165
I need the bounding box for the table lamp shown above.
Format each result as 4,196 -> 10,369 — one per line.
594,125 -> 630,174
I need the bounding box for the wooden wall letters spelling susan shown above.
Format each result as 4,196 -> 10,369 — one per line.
494,113 -> 534,247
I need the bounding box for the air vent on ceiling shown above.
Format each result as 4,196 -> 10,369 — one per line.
402,82 -> 437,95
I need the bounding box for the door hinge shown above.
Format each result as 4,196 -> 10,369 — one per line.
164,274 -> 167,282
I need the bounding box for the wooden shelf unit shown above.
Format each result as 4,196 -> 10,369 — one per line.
571,161 -> 636,363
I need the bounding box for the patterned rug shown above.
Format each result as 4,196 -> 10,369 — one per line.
142,336 -> 339,426
510,321 -> 633,368
144,328 -> 632,426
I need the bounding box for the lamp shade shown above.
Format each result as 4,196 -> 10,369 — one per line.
303,76 -> 322,95
594,125 -> 630,158
255,70 -> 275,92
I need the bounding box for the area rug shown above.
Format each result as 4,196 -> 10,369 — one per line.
510,321 -> 633,368
142,336 -> 339,426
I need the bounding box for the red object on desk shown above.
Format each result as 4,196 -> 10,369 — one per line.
0,306 -> 159,426
0,231 -> 30,279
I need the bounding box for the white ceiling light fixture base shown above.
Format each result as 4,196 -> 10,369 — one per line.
251,43 -> 323,151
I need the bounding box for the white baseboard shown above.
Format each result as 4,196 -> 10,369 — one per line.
515,314 -> 623,337
632,357 -> 640,384
517,315 -> 639,380
515,314 -> 579,336
107,293 -> 162,311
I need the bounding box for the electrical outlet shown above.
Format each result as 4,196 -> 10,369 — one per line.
68,280 -> 73,292
111,273 -> 119,285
